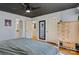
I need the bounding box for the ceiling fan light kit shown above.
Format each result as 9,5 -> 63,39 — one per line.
26,9 -> 31,13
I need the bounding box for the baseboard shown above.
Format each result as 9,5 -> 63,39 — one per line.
47,41 -> 58,46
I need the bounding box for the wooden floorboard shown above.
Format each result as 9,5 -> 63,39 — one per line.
59,48 -> 79,55
47,42 -> 79,55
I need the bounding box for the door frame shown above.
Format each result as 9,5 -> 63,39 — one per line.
39,20 -> 46,40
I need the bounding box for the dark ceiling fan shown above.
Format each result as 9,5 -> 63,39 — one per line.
13,3 -> 40,14
12,3 -> 40,15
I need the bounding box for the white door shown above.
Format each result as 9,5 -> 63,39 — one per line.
25,20 -> 33,38
16,20 -> 23,38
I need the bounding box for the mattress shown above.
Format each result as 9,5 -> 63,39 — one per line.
0,38 -> 59,55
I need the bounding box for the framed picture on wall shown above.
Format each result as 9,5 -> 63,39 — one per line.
5,19 -> 12,26
39,20 -> 46,40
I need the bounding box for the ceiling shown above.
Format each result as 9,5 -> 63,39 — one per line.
0,3 -> 79,18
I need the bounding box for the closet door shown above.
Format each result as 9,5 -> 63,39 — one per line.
58,22 -> 78,42
58,22 -> 79,49
58,22 -> 67,42
16,20 -> 23,38
26,20 -> 33,38
68,22 -> 77,43
70,22 -> 79,43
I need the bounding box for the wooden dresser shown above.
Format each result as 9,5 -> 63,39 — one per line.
58,21 -> 79,50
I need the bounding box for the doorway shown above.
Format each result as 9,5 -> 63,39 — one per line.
39,20 -> 46,40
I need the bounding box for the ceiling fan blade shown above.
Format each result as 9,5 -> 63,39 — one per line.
23,12 -> 27,15
32,7 -> 40,10
12,8 -> 23,10
23,11 -> 31,15
21,3 -> 26,7
11,4 -> 26,10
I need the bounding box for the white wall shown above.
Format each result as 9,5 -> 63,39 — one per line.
25,20 -> 33,38
33,8 -> 79,44
0,8 -> 78,42
0,11 -> 32,41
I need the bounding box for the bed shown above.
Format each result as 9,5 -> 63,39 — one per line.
0,38 -> 59,55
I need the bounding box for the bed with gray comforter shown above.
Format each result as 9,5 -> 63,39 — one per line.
0,38 -> 58,55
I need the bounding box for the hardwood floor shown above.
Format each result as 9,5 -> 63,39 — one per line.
47,42 -> 79,55
59,48 -> 79,55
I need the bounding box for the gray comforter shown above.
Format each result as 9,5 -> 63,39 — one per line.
0,38 -> 58,55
